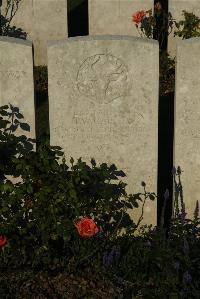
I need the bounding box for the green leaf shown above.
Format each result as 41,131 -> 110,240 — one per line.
2,182 -> 14,192
70,157 -> 74,164
149,194 -> 156,201
125,202 -> 133,209
0,110 -> 9,116
1,207 -> 9,213
0,119 -> 10,128
12,107 -> 19,113
110,164 -> 117,171
0,105 -> 9,110
9,124 -> 18,132
15,112 -> 24,119
114,170 -> 126,177
27,184 -> 33,194
19,122 -> 30,132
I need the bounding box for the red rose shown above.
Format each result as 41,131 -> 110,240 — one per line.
75,217 -> 99,237
0,235 -> 7,248
132,10 -> 146,24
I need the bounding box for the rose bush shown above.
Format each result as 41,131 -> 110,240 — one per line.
0,104 -> 155,272
1,104 -> 199,298
131,3 -> 175,42
132,4 -> 200,47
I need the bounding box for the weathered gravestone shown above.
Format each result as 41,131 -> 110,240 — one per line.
0,36 -> 35,140
89,0 -> 154,36
1,0 -> 68,66
168,0 -> 200,58
175,38 -> 200,219
48,36 -> 159,226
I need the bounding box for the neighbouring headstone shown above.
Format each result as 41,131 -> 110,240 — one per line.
175,38 -> 200,219
89,0 -> 154,36
0,36 -> 35,140
48,36 -> 159,226
1,0 -> 68,66
168,0 -> 200,58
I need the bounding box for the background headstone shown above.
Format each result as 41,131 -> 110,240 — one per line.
0,36 -> 35,140
1,0 -> 68,66
175,38 -> 200,219
48,36 -> 159,226
89,0 -> 154,36
168,0 -> 200,58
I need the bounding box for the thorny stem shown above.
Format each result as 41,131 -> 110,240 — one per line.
177,167 -> 184,208
173,171 -> 179,218
135,185 -> 147,229
136,26 -> 144,38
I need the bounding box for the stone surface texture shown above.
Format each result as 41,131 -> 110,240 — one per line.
89,0 -> 154,36
1,0 -> 68,66
48,36 -> 159,226
0,36 -> 35,142
168,0 -> 200,58
175,38 -> 200,219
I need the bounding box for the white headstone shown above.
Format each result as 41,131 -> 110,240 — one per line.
1,0 -> 68,65
89,0 -> 154,36
175,37 -> 200,219
48,36 -> 159,226
0,36 -> 35,140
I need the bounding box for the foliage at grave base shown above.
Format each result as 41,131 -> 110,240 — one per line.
0,104 -> 200,298
0,268 -> 122,299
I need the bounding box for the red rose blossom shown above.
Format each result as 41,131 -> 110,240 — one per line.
75,217 -> 99,237
0,235 -> 7,248
132,10 -> 146,24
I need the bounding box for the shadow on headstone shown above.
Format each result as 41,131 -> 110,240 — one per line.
0,0 -> 27,39
0,15 -> 27,39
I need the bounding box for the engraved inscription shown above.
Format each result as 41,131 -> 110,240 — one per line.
52,108 -> 144,153
77,54 -> 128,104
3,70 -> 26,80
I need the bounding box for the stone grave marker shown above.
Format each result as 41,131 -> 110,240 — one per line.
48,36 -> 159,226
1,0 -> 68,66
175,37 -> 200,219
89,0 -> 154,36
0,36 -> 35,140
